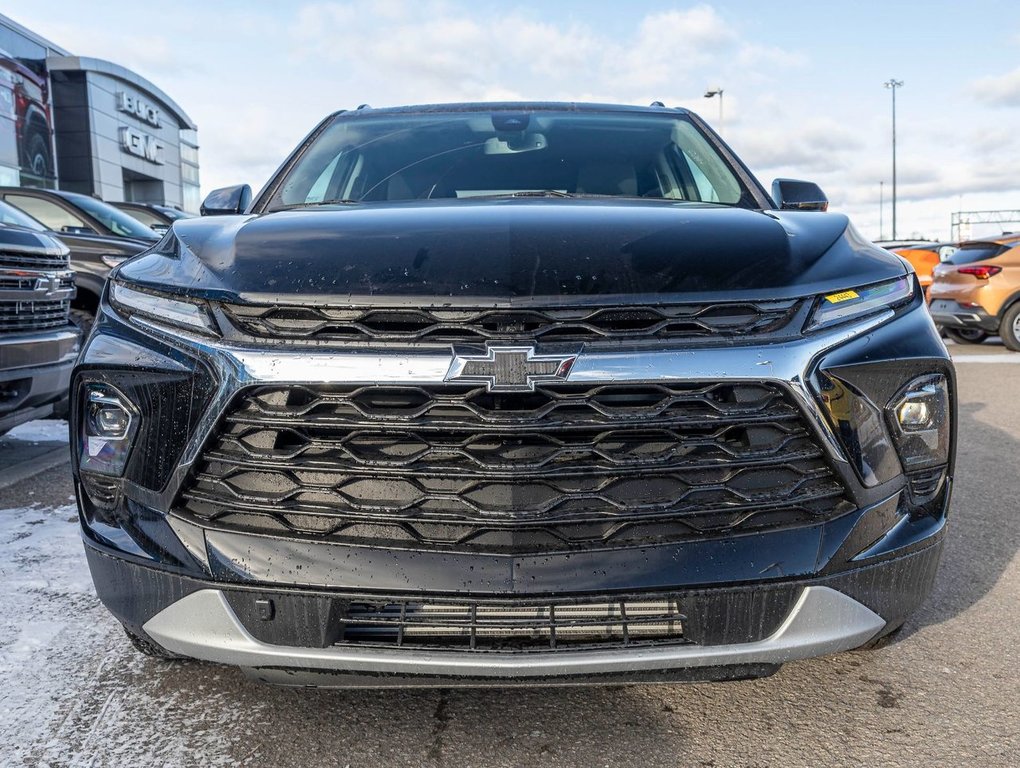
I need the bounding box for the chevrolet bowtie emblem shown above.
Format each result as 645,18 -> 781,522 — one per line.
446,347 -> 577,392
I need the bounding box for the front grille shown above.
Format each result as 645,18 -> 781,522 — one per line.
0,250 -> 69,270
178,382 -> 850,552
221,301 -> 802,345
334,594 -> 686,652
0,299 -> 71,332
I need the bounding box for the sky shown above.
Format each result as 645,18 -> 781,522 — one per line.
5,0 -> 1020,241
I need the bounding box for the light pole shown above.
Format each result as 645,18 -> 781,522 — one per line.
879,181 -> 884,241
704,88 -> 724,132
884,79 -> 903,239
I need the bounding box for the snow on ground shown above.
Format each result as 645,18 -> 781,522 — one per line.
0,502 -> 259,766
7,420 -> 70,444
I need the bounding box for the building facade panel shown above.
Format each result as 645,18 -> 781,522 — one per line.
0,13 -> 199,212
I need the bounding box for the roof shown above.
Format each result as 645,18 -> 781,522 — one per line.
332,101 -> 691,119
46,55 -> 196,130
985,233 -> 1020,245
0,13 -> 70,56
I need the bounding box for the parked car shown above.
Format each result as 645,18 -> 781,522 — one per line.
0,187 -> 159,244
882,242 -> 958,294
73,102 -> 954,687
111,201 -> 193,234
0,221 -> 77,433
929,232 -> 1020,349
0,198 -> 147,330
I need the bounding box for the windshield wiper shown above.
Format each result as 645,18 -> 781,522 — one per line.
271,199 -> 362,211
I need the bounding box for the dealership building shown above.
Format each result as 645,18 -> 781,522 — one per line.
0,13 -> 200,212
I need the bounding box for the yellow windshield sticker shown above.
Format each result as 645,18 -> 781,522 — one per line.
824,290 -> 860,304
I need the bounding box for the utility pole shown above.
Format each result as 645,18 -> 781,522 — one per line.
880,181 -> 884,241
884,79 -> 903,239
704,88 -> 724,132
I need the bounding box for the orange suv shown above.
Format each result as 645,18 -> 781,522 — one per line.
929,233 -> 1020,349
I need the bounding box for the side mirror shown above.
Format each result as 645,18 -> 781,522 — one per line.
772,178 -> 828,212
200,184 -> 252,216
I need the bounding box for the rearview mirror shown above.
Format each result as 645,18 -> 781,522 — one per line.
201,184 -> 252,216
483,133 -> 548,155
772,179 -> 828,212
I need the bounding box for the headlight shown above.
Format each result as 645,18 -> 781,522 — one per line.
109,282 -> 217,335
806,276 -> 914,331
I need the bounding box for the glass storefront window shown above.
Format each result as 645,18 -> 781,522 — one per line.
182,183 -> 201,214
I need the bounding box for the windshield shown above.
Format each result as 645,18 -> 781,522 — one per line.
63,193 -> 160,241
0,199 -> 46,232
269,110 -> 752,210
155,206 -> 192,221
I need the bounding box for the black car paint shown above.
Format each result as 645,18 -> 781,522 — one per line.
120,201 -> 904,304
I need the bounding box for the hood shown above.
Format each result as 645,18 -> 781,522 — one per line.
0,224 -> 69,258
118,199 -> 907,305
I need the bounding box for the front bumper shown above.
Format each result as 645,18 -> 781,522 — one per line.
0,326 -> 78,432
73,290 -> 955,685
85,536 -> 941,687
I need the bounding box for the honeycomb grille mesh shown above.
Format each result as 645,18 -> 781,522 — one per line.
178,382 -> 849,552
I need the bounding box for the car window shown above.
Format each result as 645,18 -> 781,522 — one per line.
122,207 -> 164,228
0,199 -> 47,231
63,193 -> 160,241
5,194 -> 94,234
156,207 -> 192,221
947,243 -> 1009,265
271,111 -> 752,209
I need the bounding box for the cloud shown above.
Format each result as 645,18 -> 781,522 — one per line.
731,118 -> 864,173
736,44 -> 807,69
971,67 -> 1020,107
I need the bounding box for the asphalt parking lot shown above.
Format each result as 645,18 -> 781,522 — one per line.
0,343 -> 1017,767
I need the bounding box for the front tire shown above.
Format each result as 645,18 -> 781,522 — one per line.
944,328 -> 988,345
999,303 -> 1020,352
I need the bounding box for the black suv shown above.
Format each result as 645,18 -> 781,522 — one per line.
0,222 -> 77,433
73,103 -> 955,687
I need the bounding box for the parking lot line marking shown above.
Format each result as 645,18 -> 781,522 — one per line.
949,354 -> 1020,364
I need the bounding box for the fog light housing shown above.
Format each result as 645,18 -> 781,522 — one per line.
887,374 -> 950,471
79,385 -> 138,477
